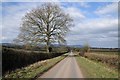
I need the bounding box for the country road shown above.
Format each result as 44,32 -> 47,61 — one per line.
39,52 -> 83,78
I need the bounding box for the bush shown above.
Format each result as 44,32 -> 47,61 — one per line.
79,44 -> 90,56
2,47 -> 67,75
79,51 -> 85,56
84,53 -> 118,69
82,44 -> 90,52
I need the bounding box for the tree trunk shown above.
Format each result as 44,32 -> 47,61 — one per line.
46,45 -> 49,53
46,22 -> 50,53
46,39 -> 50,53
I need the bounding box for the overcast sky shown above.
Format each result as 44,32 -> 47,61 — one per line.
1,1 -> 118,48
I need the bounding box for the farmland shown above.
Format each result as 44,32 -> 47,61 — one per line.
84,52 -> 118,69
75,56 -> 118,78
73,46 -> 119,78
1,2 -> 119,79
2,44 -> 119,78
71,47 -> 119,78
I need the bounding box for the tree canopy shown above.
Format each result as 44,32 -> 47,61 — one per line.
14,3 -> 73,53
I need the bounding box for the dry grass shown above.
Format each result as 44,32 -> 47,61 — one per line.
84,52 -> 119,69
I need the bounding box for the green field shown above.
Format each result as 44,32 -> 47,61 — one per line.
75,56 -> 118,78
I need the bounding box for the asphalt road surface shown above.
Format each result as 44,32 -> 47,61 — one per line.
39,52 -> 83,78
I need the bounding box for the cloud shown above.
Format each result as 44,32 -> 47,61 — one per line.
95,3 -> 118,15
0,35 -> 7,43
2,0 -> 60,2
2,2 -> 62,43
65,7 -> 86,19
0,35 -> 7,40
66,17 -> 118,47
2,0 -> 85,2
2,2 -> 44,43
0,5 -> 2,43
79,2 -> 90,8
70,18 -> 117,34
2,0 -> 119,2
66,33 -> 118,48
2,2 -> 118,47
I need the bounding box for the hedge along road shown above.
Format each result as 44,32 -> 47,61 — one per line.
38,52 -> 83,78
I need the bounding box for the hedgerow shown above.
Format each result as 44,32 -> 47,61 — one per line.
2,47 -> 68,75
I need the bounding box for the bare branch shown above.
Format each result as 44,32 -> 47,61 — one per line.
14,3 -> 73,53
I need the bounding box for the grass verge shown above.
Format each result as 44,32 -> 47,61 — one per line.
75,56 -> 118,78
4,54 -> 67,79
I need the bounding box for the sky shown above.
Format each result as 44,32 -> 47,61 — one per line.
1,1 -> 119,48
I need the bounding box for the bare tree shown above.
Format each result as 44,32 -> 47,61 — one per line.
14,3 -> 73,53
